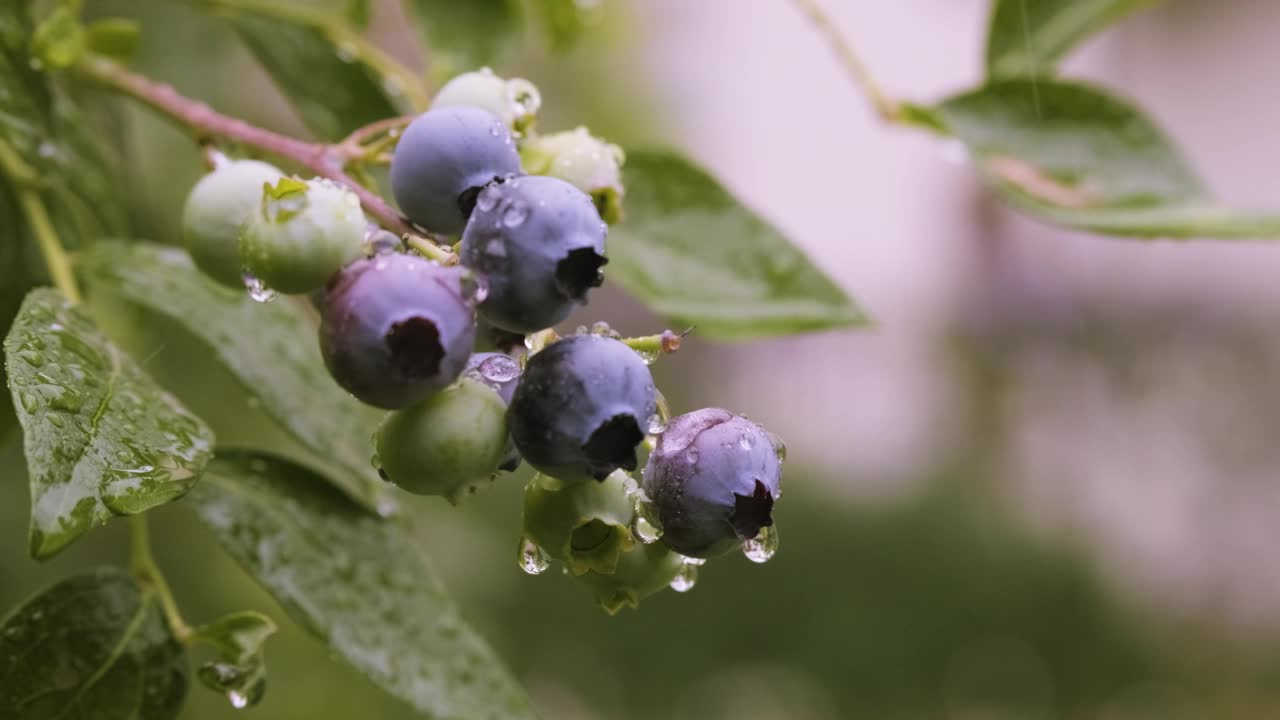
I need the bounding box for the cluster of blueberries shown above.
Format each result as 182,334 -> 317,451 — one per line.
180,69 -> 784,612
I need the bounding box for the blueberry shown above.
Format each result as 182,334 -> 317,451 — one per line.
507,334 -> 655,484
520,127 -> 625,224
463,351 -> 522,471
319,254 -> 476,409
522,471 -> 635,576
375,377 -> 508,500
431,69 -> 541,138
458,175 -> 607,333
576,542 -> 684,615
641,408 -> 783,559
390,106 -> 522,235
181,159 -> 283,288
239,177 -> 367,294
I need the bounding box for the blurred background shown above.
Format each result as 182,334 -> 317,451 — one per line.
8,0 -> 1280,717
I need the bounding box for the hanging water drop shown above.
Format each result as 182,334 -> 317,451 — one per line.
669,560 -> 698,592
647,413 -> 667,435
228,691 -> 248,709
742,524 -> 778,563
241,273 -> 276,303
768,431 -> 787,464
632,502 -> 662,544
518,536 -> 550,575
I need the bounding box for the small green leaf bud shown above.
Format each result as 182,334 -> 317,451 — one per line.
522,470 -> 635,576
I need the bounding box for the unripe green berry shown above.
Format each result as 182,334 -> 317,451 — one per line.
576,542 -> 684,615
431,68 -> 541,138
522,471 -> 635,576
239,177 -> 366,294
375,377 -> 509,502
181,159 -> 283,288
521,127 -> 625,224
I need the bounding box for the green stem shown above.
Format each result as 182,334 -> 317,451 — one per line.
130,516 -> 193,643
620,329 -> 684,359
0,140 -> 81,304
788,0 -> 904,123
404,235 -> 458,265
194,0 -> 429,110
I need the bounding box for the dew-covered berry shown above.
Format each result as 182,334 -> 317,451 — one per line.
641,408 -> 783,559
374,377 -> 508,501
390,106 -> 521,235
319,254 -> 476,410
520,127 -> 625,224
463,351 -> 522,471
576,542 -> 684,615
431,68 -> 541,138
458,175 -> 607,333
522,471 -> 635,576
239,177 -> 366,294
507,334 -> 655,485
181,159 -> 283,288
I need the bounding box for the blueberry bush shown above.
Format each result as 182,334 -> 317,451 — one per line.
1,0 -> 1275,718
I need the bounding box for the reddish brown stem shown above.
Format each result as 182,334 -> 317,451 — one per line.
78,54 -> 415,236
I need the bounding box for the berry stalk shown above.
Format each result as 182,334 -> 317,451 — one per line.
75,53 -> 416,237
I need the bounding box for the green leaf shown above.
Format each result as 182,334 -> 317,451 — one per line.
77,242 -> 392,513
1,0 -> 127,238
986,0 -> 1161,78
607,149 -> 866,339
192,610 -> 276,708
0,568 -> 188,719
931,78 -> 1280,238
189,452 -> 538,720
344,0 -> 372,29
32,6 -> 86,69
85,18 -> 142,61
219,10 -> 405,140
406,0 -> 520,78
528,0 -> 591,52
4,288 -> 214,559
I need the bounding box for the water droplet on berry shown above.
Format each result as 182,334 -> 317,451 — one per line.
634,347 -> 660,365
501,202 -> 529,228
647,413 -> 667,435
228,690 -> 249,709
476,187 -> 500,213
241,273 -> 276,303
742,524 -> 778,563
478,355 -> 519,383
768,431 -> 787,464
669,560 -> 698,592
632,501 -> 663,544
485,238 -> 507,257
739,434 -> 754,451
518,536 -> 550,575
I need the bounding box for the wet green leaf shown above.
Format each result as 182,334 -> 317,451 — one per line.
406,0 -> 520,79
986,0 -> 1161,78
219,10 -> 405,140
77,242 -> 391,512
189,452 -> 537,720
0,568 -> 188,719
932,78 -> 1280,238
4,288 -> 214,559
607,149 -> 866,339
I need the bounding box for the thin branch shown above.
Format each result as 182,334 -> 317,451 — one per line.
76,54 -> 415,237
338,115 -> 414,158
789,0 -> 904,123
130,516 -> 193,643
0,139 -> 81,303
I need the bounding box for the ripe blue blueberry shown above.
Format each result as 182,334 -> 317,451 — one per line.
375,377 -> 509,501
458,175 -> 607,333
390,106 -> 521,235
463,351 -> 522,471
507,335 -> 655,485
641,408 -> 783,559
182,159 -> 283,288
319,253 -> 477,410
